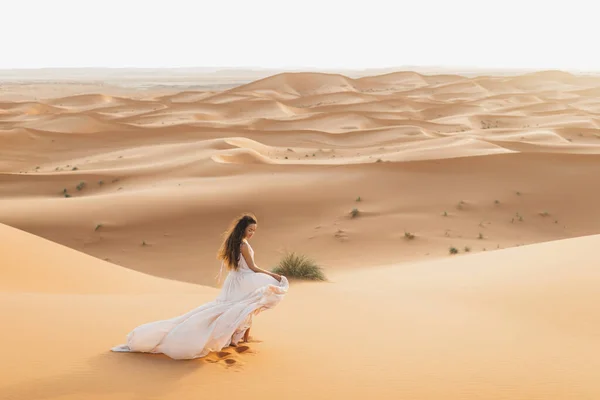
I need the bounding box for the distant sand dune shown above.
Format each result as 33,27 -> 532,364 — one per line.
229,72 -> 358,97
212,147 -> 275,165
2,70 -> 600,171
357,70 -> 430,87
1,69 -> 599,154
0,101 -> 65,116
21,114 -> 132,133
0,71 -> 600,165
48,94 -> 130,108
156,90 -> 218,103
285,91 -> 381,108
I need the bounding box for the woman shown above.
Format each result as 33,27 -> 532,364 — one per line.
111,213 -> 289,360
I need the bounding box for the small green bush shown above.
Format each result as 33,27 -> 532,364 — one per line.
272,252 -> 326,281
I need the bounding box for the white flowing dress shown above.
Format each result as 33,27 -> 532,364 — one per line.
111,242 -> 289,360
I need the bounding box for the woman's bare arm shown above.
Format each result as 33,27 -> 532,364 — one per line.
241,243 -> 281,281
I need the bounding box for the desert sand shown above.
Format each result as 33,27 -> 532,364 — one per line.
1,68 -> 600,399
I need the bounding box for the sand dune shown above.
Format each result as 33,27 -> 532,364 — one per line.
0,223 -> 197,294
0,222 -> 598,399
228,72 -> 358,97
0,101 -> 65,116
2,68 -> 600,399
3,70 -> 600,269
156,90 -> 218,103
358,70 -> 431,86
22,114 -> 132,133
285,91 -> 381,108
47,94 -> 138,109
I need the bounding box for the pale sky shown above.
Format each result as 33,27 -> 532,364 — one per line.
2,0 -> 599,71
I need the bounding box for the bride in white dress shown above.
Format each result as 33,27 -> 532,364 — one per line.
111,213 -> 289,360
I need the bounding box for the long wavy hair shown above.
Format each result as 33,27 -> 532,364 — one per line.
217,213 -> 257,270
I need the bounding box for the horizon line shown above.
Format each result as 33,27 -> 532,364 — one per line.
0,65 -> 595,72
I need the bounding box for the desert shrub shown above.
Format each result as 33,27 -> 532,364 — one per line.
272,252 -> 326,281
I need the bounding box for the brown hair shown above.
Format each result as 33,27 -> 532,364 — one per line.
217,213 -> 257,270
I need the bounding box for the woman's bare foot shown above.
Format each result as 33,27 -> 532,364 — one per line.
242,328 -> 251,343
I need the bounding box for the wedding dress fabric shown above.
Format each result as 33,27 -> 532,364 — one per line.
111,242 -> 288,359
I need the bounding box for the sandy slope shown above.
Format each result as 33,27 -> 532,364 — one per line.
1,69 -> 600,398
0,223 -> 598,399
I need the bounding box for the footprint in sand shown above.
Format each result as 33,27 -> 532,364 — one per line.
208,345 -> 252,366
216,351 -> 231,358
205,350 -> 238,366
234,345 -> 250,354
